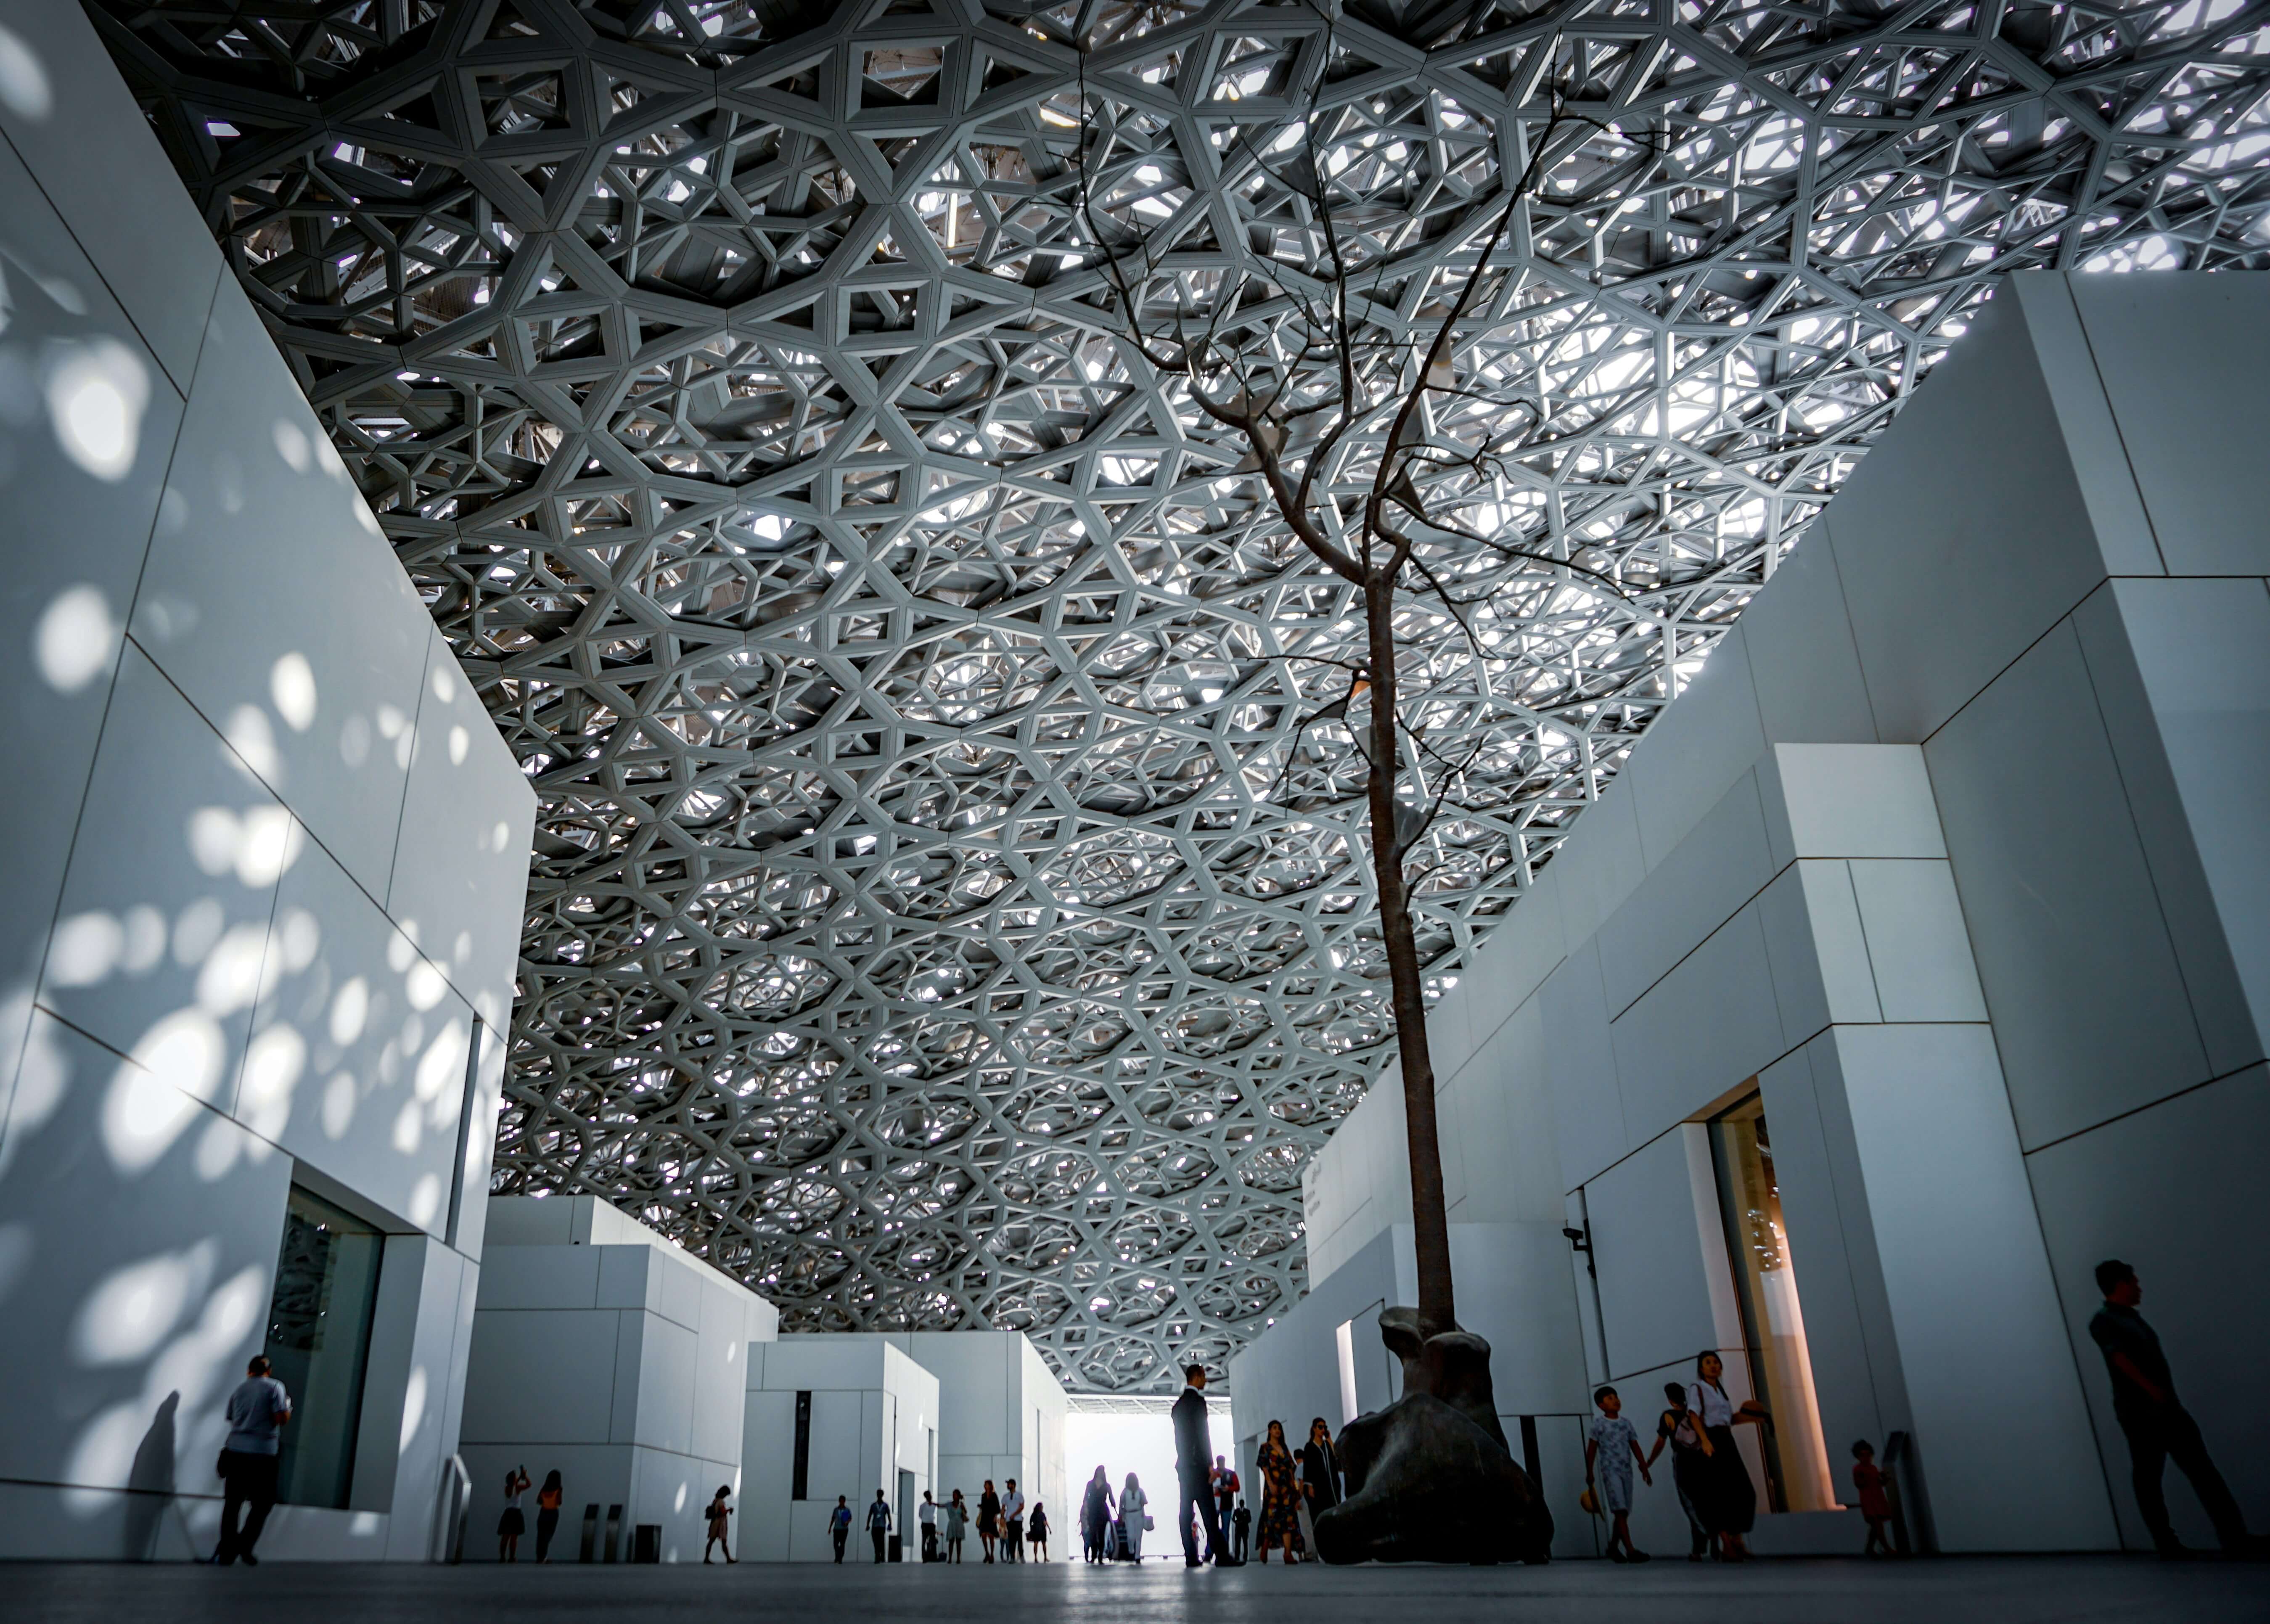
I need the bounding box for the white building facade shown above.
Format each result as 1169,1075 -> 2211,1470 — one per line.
0,2 -> 535,1562
1234,270 -> 2270,1558
458,1196 -> 779,1563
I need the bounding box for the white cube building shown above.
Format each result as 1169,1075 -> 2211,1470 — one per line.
457,1196 -> 778,1563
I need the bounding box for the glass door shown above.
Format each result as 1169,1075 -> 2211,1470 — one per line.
1709,1095 -> 1840,1511
267,1186 -> 385,1509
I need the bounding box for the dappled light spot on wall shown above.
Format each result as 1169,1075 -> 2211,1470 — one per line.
238,1025 -> 307,1140
0,23 -> 51,119
338,711 -> 370,767
106,1013 -> 225,1172
377,702 -> 409,769
72,1240 -> 217,1367
187,804 -> 302,887
65,1262 -> 266,1513
35,584 -> 118,693
194,922 -> 270,1017
225,704 -> 281,783
398,1364 -> 428,1455
320,1071 -> 356,1140
329,976 -> 369,1046
409,1172 -> 443,1228
271,418 -> 309,473
45,337 -> 148,480
448,724 -> 468,765
48,904 -> 165,988
270,651 -> 317,731
172,896 -> 223,965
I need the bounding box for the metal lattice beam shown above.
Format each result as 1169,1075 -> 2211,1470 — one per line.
93,0 -> 2270,1390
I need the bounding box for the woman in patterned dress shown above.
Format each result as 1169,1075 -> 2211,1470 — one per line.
1255,1420 -> 1304,1562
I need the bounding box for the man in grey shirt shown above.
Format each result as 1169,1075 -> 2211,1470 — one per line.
215,1354 -> 291,1565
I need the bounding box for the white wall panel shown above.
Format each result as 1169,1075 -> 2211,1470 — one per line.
41,645 -> 285,1097
2071,588 -> 2262,1078
2024,1064 -> 2270,1549
633,1313 -> 698,1458
1825,291 -> 2110,742
1609,907 -> 1787,1140
1847,861 -> 1989,1024
473,1244 -> 601,1312
1621,629 -> 1767,867
1596,770 -> 1774,1018
1789,862 -> 1881,1026
1738,528 -> 1878,746
1540,943 -> 1627,1189
0,1009 -> 288,1529
2003,278 -> 2161,577
1767,744 -> 1945,865
460,1309 -> 622,1446
1926,624 -> 2207,1147
2068,271 -> 2270,576
0,136 -> 186,1100
0,3 -> 223,391
132,278 -> 428,900
2105,577 -> 2270,1066
249,840 -> 470,1233
1828,1024 -> 2115,1550
1584,1130 -> 1723,1382
386,628 -> 534,1027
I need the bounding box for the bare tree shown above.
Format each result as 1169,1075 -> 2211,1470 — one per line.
1072,26 -> 1651,1344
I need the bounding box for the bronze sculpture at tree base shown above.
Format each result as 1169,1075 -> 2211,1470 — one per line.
1312,1309 -> 1553,1565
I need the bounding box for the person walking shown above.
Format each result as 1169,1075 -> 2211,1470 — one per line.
1297,1416 -> 1341,1557
1211,1453 -> 1240,1537
1690,1351 -> 1766,1561
866,1488 -> 893,1562
919,1488 -> 939,1561
1255,1420 -> 1302,1562
1643,1381 -> 1711,1560
1232,1498 -> 1251,1563
703,1484 -> 736,1563
1172,1362 -> 1230,1565
1079,1465 -> 1116,1562
830,1495 -> 852,1563
497,1466 -> 532,1561
945,1489 -> 969,1562
1585,1387 -> 1651,1562
1027,1500 -> 1050,1560
213,1354 -> 291,1566
2090,1259 -> 2257,1557
978,1479 -> 1001,1562
1000,1476 -> 1026,1562
534,1469 -> 564,1562
1118,1471 -> 1149,1562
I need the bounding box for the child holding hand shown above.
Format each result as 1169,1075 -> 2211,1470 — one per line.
1586,1385 -> 1653,1563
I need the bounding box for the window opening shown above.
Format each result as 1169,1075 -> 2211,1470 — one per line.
266,1185 -> 385,1509
1708,1094 -> 1840,1512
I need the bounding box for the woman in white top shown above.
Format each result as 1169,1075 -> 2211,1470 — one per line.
1690,1351 -> 1768,1561
1118,1471 -> 1149,1561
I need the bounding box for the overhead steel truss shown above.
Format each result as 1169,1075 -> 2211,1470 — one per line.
94,0 -> 2270,1390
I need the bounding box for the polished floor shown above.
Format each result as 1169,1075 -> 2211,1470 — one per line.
6,1555 -> 2267,1624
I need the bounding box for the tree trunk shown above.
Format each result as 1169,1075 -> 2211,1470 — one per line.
1362,575 -> 1456,1337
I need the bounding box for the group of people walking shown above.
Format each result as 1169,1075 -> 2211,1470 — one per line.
836,1480 -> 1052,1563
1585,1351 -> 1768,1563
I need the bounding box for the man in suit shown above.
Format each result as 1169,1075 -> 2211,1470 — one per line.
1172,1362 -> 1232,1566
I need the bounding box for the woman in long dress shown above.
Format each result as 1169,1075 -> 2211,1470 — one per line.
1255,1419 -> 1303,1562
1079,1465 -> 1115,1562
979,1479 -> 1001,1563
1690,1351 -> 1768,1561
1117,1471 -> 1148,1561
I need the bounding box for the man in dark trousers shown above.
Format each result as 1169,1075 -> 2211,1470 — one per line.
1172,1362 -> 1232,1566
214,1354 -> 290,1565
865,1488 -> 893,1562
2089,1260 -> 2257,1557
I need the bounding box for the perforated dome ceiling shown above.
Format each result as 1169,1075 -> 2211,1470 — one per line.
95,0 -> 2270,1389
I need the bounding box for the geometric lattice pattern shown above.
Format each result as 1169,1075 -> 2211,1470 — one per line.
95,0 -> 2270,1389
